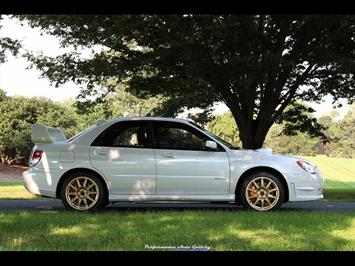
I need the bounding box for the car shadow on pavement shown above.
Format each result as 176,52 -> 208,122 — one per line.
102,203 -> 317,213
1,199 -> 354,212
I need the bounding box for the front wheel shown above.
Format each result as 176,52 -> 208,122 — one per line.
60,172 -> 107,212
238,172 -> 285,211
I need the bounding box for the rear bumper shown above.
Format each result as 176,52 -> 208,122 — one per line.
23,169 -> 57,198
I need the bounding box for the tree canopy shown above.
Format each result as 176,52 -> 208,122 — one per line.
0,87 -> 162,164
0,87 -> 353,165
17,15 -> 355,148
207,112 -> 240,146
0,16 -> 21,63
208,106 -> 355,158
0,89 -> 78,164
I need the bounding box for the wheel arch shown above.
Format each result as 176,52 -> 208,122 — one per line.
235,166 -> 289,203
56,168 -> 110,202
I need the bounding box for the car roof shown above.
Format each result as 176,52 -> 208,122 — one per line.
104,116 -> 193,126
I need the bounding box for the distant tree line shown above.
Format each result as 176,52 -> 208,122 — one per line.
0,88 -> 161,164
207,106 -> 355,158
0,87 -> 353,165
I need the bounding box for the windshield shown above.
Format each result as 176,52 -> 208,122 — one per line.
188,121 -> 239,149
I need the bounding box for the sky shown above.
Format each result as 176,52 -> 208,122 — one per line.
0,16 -> 349,118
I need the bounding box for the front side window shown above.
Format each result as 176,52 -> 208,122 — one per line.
153,122 -> 222,151
188,121 -> 239,149
92,122 -> 152,148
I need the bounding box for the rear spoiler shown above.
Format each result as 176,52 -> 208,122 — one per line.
31,124 -> 67,144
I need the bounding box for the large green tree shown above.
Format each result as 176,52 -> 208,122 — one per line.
0,90 -> 78,164
18,15 -> 355,148
324,106 -> 355,158
0,16 -> 20,63
208,106 -> 355,158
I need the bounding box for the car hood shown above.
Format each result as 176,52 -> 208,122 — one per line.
227,148 -> 317,174
228,148 -> 302,164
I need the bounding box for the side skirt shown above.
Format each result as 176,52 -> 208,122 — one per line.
109,194 -> 235,202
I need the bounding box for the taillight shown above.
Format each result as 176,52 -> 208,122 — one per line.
29,149 -> 43,167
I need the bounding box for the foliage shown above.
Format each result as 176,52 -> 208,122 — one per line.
0,90 -> 78,164
62,86 -> 164,131
0,15 -> 21,63
207,105 -> 355,158
17,15 -> 355,148
0,84 -> 353,164
73,80 -> 165,119
266,112 -> 355,158
324,108 -> 355,158
276,101 -> 326,138
207,112 -> 240,146
264,124 -> 318,156
0,87 -> 162,164
0,89 -> 7,102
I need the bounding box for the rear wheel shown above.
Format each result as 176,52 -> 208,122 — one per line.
238,172 -> 285,211
60,172 -> 107,212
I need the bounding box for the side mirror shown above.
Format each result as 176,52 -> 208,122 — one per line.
205,140 -> 217,150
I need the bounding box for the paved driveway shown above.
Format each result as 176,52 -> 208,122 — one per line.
0,199 -> 354,212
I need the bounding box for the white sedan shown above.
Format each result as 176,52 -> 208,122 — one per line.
23,117 -> 324,211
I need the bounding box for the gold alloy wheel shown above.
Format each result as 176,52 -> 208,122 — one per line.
245,176 -> 280,211
65,176 -> 99,211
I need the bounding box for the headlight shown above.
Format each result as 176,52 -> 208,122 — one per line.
296,160 -> 317,174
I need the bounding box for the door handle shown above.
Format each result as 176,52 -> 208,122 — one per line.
161,153 -> 176,159
214,177 -> 227,181
96,151 -> 107,156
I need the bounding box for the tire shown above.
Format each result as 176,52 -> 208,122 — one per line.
60,171 -> 108,212
237,171 -> 285,211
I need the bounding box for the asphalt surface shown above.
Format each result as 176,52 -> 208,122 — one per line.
0,199 -> 354,212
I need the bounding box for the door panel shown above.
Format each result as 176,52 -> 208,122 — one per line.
155,149 -> 229,195
152,121 -> 230,195
90,147 -> 156,195
89,121 -> 156,195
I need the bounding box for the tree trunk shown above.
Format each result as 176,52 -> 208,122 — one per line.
238,123 -> 268,149
239,131 -> 267,149
230,108 -> 271,149
227,98 -> 273,149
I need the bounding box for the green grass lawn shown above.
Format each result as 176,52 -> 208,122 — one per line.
301,155 -> 355,189
0,155 -> 354,251
323,189 -> 355,202
0,182 -> 39,200
300,155 -> 355,201
0,210 -> 354,251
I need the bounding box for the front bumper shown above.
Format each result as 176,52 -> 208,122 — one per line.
285,172 -> 324,202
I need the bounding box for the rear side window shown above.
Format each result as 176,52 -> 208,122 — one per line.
91,121 -> 153,148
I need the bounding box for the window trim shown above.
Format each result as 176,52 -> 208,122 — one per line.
151,121 -> 226,152
91,120 -> 226,152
